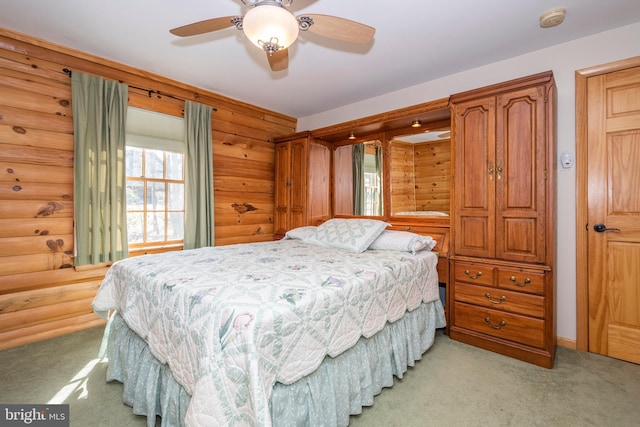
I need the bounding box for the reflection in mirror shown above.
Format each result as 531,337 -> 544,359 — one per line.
334,139 -> 384,216
390,128 -> 451,217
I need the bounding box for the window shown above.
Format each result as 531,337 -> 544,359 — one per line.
363,169 -> 381,216
125,107 -> 185,249
363,150 -> 382,216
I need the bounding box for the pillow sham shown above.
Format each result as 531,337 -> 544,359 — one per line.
368,230 -> 436,254
302,218 -> 388,253
284,226 -> 317,240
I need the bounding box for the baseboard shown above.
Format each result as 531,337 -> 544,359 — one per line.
557,336 -> 576,350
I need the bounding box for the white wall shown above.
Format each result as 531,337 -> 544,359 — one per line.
298,22 -> 640,342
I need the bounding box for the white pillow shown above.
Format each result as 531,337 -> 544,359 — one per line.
284,226 -> 317,240
303,218 -> 388,253
369,230 -> 436,254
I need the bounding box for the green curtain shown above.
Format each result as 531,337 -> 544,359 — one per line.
184,100 -> 214,249
71,71 -> 129,266
352,143 -> 364,215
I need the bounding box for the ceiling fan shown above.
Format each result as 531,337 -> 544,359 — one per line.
170,0 -> 375,72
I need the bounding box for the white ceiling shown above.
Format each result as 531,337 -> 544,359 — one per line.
1,0 -> 640,119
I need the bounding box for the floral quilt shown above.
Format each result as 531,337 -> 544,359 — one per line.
92,239 -> 440,426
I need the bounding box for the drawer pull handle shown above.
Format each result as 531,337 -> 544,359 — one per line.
484,293 -> 506,304
464,270 -> 482,279
510,276 -> 531,287
484,317 -> 506,329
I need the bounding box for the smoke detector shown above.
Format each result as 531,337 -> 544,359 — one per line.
539,8 -> 566,28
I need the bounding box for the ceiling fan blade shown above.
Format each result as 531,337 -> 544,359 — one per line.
300,14 -> 375,44
170,16 -> 238,37
267,49 -> 289,72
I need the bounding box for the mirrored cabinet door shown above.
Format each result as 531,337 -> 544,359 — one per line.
389,128 -> 451,218
333,138 -> 384,216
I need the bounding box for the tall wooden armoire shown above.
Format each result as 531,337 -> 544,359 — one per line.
449,72 -> 557,368
273,131 -> 331,240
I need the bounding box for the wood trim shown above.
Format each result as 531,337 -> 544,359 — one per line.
449,71 -> 554,103
575,55 -> 640,352
556,336 -> 577,350
310,98 -> 451,142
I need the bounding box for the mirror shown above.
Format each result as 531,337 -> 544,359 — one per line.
389,127 -> 451,217
334,138 -> 384,216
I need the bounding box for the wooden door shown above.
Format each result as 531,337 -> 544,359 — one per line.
453,97 -> 496,258
587,66 -> 640,364
495,86 -> 548,263
274,141 -> 292,238
306,141 -> 330,225
289,137 -> 307,230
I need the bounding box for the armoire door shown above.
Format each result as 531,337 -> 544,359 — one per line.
453,97 -> 496,258
495,86 -> 548,263
274,141 -> 292,238
587,65 -> 640,364
289,138 -> 307,230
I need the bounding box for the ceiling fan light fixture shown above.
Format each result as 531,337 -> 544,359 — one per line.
242,5 -> 299,52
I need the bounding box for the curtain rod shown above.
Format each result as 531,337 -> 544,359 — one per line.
63,68 -> 217,111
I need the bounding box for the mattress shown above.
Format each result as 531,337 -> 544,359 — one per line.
93,239 -> 442,426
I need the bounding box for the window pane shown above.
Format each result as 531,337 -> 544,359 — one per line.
146,181 -> 166,211
127,212 -> 144,244
126,180 -> 144,210
126,146 -> 143,177
168,183 -> 184,210
146,212 -> 165,242
145,149 -> 164,179
166,152 -> 183,180
168,212 -> 184,240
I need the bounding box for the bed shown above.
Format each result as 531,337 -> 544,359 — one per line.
93,219 -> 446,426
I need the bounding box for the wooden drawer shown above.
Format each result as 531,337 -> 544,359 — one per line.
453,262 -> 494,287
497,268 -> 545,295
454,283 -> 545,318
453,302 -> 545,349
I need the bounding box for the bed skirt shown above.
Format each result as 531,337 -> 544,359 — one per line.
105,300 -> 446,427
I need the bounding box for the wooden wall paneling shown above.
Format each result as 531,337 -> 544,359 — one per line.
0,281 -> 102,315
0,267 -> 108,294
0,27 -> 296,349
414,139 -> 451,214
0,124 -> 73,151
0,218 -> 73,238
0,313 -> 105,351
390,141 -> 416,213
0,200 -> 73,219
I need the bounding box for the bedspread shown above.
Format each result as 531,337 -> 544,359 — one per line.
92,239 -> 439,426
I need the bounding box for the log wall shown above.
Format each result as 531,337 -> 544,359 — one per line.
0,28 -> 296,350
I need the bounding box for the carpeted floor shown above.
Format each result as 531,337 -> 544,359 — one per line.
1,326 -> 639,426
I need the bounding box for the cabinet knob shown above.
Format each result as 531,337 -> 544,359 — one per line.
464,269 -> 482,279
509,276 -> 531,287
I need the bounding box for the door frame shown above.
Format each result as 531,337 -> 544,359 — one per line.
575,55 -> 640,352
